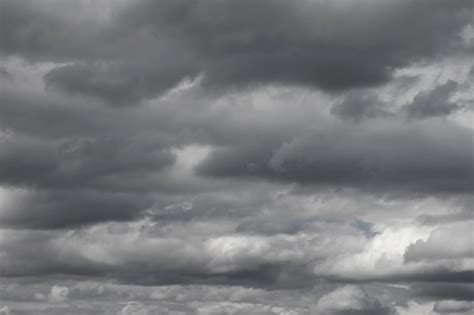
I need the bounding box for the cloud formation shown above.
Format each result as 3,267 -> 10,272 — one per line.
198,120 -> 474,194
313,285 -> 398,315
0,0 -> 473,313
2,0 -> 473,104
433,300 -> 473,315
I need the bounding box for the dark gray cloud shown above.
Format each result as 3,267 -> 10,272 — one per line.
331,90 -> 392,121
403,80 -> 464,119
44,60 -> 196,106
0,67 -> 12,79
0,0 -> 110,61
331,79 -> 470,122
0,132 -> 173,228
2,0 -> 473,103
411,283 -> 474,301
0,135 -> 175,191
87,0 -> 474,95
1,0 -> 473,310
0,189 -> 152,229
198,120 -> 474,194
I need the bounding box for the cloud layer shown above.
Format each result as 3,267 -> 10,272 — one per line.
1,0 -> 473,314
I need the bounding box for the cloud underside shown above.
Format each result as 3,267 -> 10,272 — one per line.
0,0 -> 473,314
2,0 -> 473,104
197,120 -> 473,194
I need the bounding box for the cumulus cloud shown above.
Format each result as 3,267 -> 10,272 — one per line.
312,285 -> 398,315
404,222 -> 474,262
433,300 -> 473,314
0,187 -> 152,229
48,285 -> 69,303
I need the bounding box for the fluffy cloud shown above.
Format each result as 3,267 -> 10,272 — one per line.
433,300 -> 473,315
404,222 -> 474,262
48,285 -> 69,304
312,285 -> 398,315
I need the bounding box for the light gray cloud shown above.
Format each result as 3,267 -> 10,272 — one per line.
404,222 -> 474,262
433,300 -> 473,314
312,285 -> 398,315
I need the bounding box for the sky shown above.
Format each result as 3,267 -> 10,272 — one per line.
0,0 -> 473,314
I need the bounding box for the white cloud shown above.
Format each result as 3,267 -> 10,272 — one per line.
321,224 -> 433,279
0,306 -> 10,315
396,301 -> 435,315
48,285 -> 69,303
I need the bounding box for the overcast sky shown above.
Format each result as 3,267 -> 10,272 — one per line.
0,0 -> 473,314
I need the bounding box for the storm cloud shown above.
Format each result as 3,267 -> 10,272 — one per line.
1,0 -> 473,314
198,120 -> 474,194
2,0 -> 473,104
